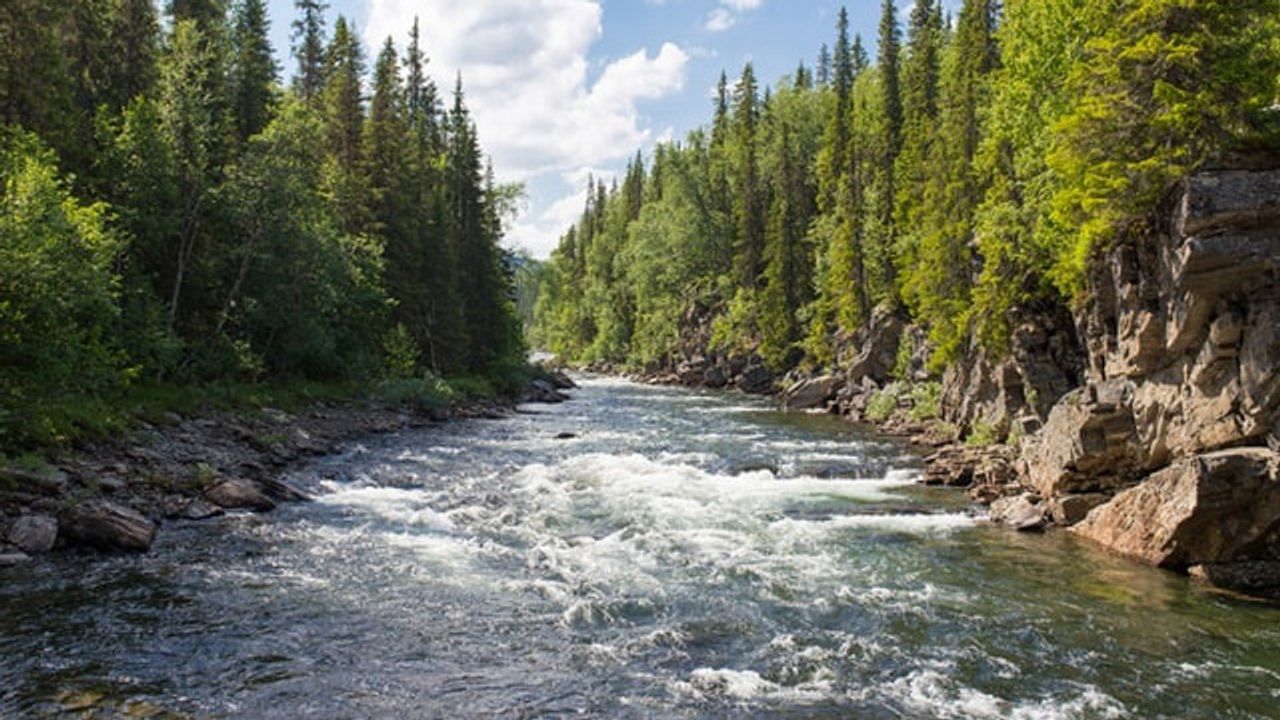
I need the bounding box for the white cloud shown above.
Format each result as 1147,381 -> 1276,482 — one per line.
705,0 -> 764,32
363,0 -> 688,256
705,7 -> 734,31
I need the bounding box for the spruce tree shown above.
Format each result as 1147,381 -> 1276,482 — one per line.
731,63 -> 764,291
230,0 -> 277,142
291,0 -> 327,102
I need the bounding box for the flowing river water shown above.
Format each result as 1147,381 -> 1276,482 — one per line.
2,377 -> 1279,718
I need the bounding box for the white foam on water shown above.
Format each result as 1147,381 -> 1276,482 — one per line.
674,667 -> 833,703
873,669 -> 1128,720
315,484 -> 457,533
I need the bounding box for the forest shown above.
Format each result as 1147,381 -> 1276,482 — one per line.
533,0 -> 1280,379
0,0 -> 524,447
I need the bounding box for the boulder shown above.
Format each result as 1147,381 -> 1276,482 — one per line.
703,365 -> 728,389
1019,382 -> 1146,497
6,514 -> 58,554
1071,448 -> 1280,568
989,493 -> 1048,532
1048,493 -> 1110,527
205,479 -> 277,512
782,376 -> 841,411
736,361 -> 774,395
526,379 -> 570,404
0,466 -> 69,496
163,496 -> 225,521
60,500 -> 156,552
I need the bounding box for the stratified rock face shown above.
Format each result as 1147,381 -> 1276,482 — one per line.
1017,168 -> 1280,581
1072,449 -> 1280,568
60,500 -> 156,552
942,306 -> 1082,439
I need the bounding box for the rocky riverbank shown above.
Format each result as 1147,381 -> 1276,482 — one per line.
0,373 -> 576,565
605,166 -> 1280,600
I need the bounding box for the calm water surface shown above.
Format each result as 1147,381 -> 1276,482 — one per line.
2,377 -> 1278,718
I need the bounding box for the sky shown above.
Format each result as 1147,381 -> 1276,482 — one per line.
263,1 -> 928,258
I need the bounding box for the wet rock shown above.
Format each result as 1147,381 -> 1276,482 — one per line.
547,370 -> 577,390
989,493 -> 1048,532
0,549 -> 31,566
60,500 -> 156,552
6,514 -> 58,554
782,375 -> 841,412
163,497 -> 225,521
736,361 -> 775,395
703,365 -> 728,389
1048,493 -> 1110,527
1072,448 -> 1280,568
526,379 -> 570,404
554,432 -> 578,440
205,479 -> 277,512
1188,561 -> 1280,595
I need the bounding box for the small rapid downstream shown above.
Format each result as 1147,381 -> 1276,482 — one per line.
2,377 -> 1279,718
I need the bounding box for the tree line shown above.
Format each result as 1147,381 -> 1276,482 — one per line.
1,0 -> 524,443
533,0 -> 1280,376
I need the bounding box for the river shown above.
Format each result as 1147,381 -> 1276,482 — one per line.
2,377 -> 1279,718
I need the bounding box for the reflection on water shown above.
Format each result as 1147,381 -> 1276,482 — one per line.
2,376 -> 1278,718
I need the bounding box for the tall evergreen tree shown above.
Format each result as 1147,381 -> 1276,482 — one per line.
731,63 -> 765,291
230,0 -> 278,142
291,0 -> 327,102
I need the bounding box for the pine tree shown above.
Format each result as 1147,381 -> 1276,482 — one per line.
321,15 -> 367,235
292,0 -> 327,102
731,63 -> 764,291
104,0 -> 160,111
230,0 -> 278,142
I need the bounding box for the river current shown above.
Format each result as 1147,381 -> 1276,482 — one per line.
2,377 -> 1279,718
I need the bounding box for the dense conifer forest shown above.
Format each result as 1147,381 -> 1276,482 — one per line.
0,0 -> 524,446
533,0 -> 1280,376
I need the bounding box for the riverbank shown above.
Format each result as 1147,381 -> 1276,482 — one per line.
0,371 -> 576,564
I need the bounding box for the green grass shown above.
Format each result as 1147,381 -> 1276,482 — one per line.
0,367 -> 537,454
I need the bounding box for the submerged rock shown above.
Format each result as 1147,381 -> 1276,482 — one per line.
0,549 -> 31,566
1072,448 -> 1280,568
6,514 -> 58,554
205,479 -> 277,512
60,500 -> 156,552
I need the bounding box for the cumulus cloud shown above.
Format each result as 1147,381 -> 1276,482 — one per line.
705,0 -> 763,32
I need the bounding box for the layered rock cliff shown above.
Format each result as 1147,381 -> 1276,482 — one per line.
1014,168 -> 1280,593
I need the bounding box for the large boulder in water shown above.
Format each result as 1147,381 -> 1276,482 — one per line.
736,359 -> 775,395
60,500 -> 156,552
782,376 -> 841,411
1072,448 -> 1280,568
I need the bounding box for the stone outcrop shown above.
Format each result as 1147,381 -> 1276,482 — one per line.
60,500 -> 156,552
942,307 -> 1081,440
1072,449 -> 1280,568
1014,167 -> 1280,591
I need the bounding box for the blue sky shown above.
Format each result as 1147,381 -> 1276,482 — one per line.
263,1 -> 921,257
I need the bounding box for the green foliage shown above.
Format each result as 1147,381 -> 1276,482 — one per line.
1047,0 -> 1280,295
865,385 -> 902,423
0,3 -> 529,450
0,131 -> 127,444
966,420 -> 1002,447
